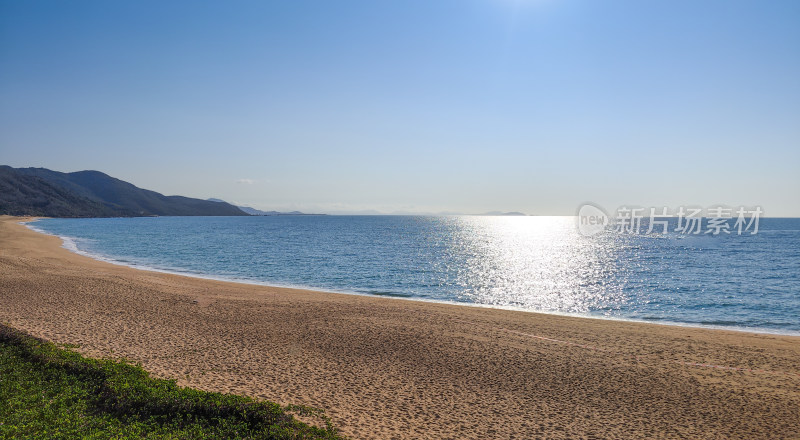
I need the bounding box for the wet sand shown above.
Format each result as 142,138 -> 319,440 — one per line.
1,215 -> 798,439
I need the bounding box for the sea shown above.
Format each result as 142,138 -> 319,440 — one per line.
28,215 -> 800,335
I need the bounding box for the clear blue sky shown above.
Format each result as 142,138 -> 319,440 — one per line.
2,0 -> 798,215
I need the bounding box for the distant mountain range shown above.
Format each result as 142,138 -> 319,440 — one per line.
0,166 -> 248,217
206,199 -> 313,216
480,211 -> 526,216
0,165 -> 526,218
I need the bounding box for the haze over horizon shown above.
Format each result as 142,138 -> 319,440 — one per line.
2,1 -> 799,216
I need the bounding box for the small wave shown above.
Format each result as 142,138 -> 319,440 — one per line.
60,236 -> 81,253
692,320 -> 742,327
361,290 -> 416,298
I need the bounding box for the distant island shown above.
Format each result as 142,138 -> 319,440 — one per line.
0,166 -> 248,218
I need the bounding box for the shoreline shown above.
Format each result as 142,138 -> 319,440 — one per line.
23,217 -> 800,337
2,215 -> 799,439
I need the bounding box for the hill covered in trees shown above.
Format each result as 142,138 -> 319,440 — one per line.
0,166 -> 248,217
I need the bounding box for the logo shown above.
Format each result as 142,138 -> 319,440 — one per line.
577,204 -> 609,236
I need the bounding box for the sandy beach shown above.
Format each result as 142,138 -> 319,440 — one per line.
1,216 -> 798,439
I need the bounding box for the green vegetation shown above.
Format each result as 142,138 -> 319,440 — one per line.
0,165 -> 249,217
0,166 -> 122,218
0,324 -> 344,439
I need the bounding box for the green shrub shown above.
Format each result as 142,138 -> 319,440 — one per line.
0,324 -> 344,439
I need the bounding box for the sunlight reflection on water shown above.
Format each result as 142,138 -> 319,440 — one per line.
443,216 -> 627,313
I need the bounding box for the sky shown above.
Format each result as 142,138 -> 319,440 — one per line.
1,0 -> 799,215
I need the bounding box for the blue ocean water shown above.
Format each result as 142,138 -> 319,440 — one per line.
30,216 -> 800,334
